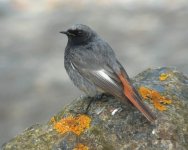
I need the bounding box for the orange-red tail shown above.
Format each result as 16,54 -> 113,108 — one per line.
118,73 -> 156,122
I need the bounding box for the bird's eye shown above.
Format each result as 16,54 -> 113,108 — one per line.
67,29 -> 83,36
76,30 -> 84,36
77,30 -> 83,34
74,30 -> 84,36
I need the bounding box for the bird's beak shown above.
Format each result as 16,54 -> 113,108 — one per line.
60,30 -> 76,36
60,31 -> 68,35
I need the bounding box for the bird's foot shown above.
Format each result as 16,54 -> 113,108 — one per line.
69,109 -> 88,116
69,93 -> 113,115
94,93 -> 113,102
84,93 -> 113,114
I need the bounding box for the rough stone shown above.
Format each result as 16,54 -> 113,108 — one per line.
2,67 -> 188,150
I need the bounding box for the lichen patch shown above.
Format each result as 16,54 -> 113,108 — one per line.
51,115 -> 91,135
159,73 -> 170,81
73,143 -> 89,150
139,86 -> 172,111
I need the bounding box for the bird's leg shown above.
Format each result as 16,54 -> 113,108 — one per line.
70,93 -> 113,115
84,93 -> 113,114
69,97 -> 95,115
84,97 -> 95,114
98,93 -> 114,102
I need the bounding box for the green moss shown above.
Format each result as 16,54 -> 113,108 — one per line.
89,126 -> 102,136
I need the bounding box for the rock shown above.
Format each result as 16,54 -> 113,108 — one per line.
2,67 -> 188,150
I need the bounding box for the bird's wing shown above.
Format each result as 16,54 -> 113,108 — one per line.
71,49 -> 156,122
70,49 -> 124,98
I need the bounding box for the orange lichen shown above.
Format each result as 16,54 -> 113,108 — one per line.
50,116 -> 56,124
52,115 -> 91,135
139,86 -> 172,111
159,73 -> 169,81
73,143 -> 89,150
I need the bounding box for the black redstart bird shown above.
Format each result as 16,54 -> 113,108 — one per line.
60,24 -> 156,122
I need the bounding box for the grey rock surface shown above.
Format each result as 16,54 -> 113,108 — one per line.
2,67 -> 188,150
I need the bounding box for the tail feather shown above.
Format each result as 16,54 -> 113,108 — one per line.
118,73 -> 156,122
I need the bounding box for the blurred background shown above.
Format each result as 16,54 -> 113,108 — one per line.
0,0 -> 188,146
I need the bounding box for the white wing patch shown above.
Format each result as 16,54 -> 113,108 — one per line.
96,69 -> 114,84
70,61 -> 76,70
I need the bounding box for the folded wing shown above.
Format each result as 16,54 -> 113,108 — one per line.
71,51 -> 156,122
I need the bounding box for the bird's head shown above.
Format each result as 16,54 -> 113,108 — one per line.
60,24 -> 96,45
